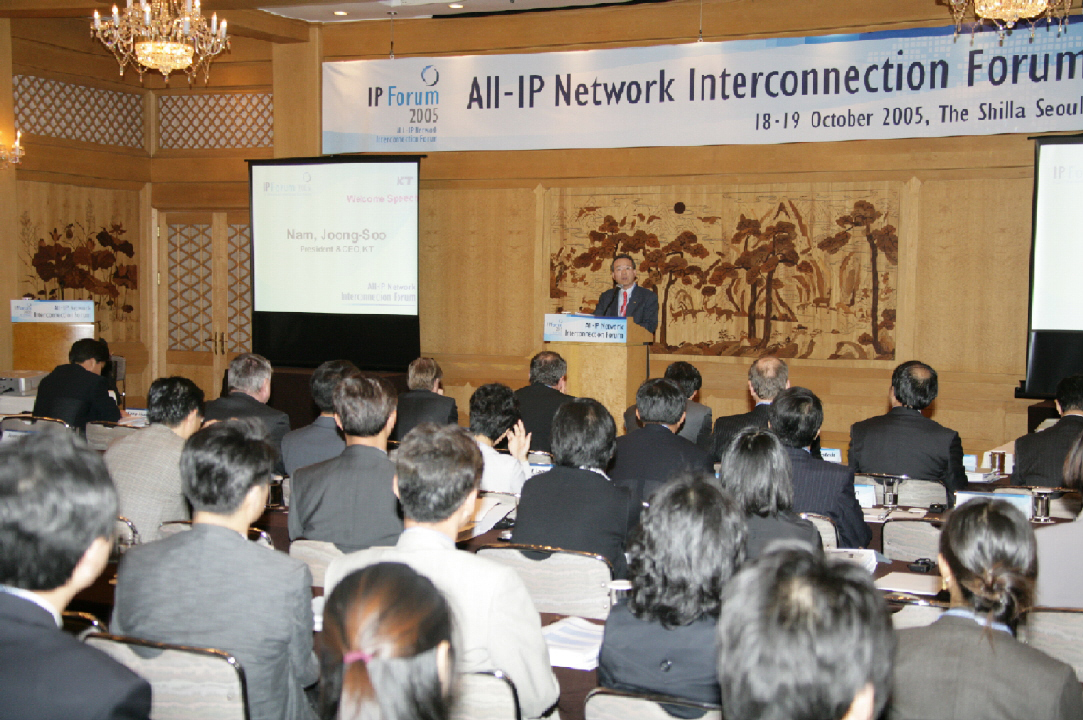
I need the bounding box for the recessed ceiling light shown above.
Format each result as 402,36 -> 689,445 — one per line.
449,3 -> 463,7
333,10 -> 348,15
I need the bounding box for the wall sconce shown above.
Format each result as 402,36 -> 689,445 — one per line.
1,130 -> 24,170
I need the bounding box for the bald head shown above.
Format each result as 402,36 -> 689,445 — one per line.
891,360 -> 938,410
749,356 -> 789,403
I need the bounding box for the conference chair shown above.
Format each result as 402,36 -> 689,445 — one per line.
884,593 -> 948,630
0,414 -> 72,442
114,516 -> 140,558
158,520 -> 275,549
451,670 -> 522,720
584,687 -> 722,720
994,486 -> 1081,520
85,420 -> 140,451
1022,608 -> 1083,682
799,512 -> 839,550
84,633 -> 250,720
62,610 -> 107,639
855,473 -> 948,508
477,543 -> 615,620
881,518 -> 941,562
288,539 -> 344,589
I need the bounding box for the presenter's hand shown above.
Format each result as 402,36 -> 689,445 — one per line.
507,420 -> 531,463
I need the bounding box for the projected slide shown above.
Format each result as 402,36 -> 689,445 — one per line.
1031,141 -> 1083,332
251,161 -> 419,315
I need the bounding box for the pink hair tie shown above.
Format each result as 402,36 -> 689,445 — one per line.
343,650 -> 373,665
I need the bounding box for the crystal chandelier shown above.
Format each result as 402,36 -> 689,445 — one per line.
92,0 -> 230,84
948,0 -> 1074,37
0,130 -> 24,170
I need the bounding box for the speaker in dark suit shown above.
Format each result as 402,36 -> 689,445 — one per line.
1014,375 -> 1083,488
32,338 -> 121,431
514,351 -> 574,453
592,254 -> 659,334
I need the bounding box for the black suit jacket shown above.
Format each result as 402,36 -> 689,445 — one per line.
623,400 -> 713,451
0,592 -> 151,720
610,424 -> 715,521
393,389 -> 458,442
514,383 -> 575,453
203,391 -> 291,474
848,406 -> 965,504
594,284 -> 659,334
32,363 -> 121,431
786,445 -> 871,549
1014,415 -> 1083,488
513,466 -> 635,578
710,403 -> 771,461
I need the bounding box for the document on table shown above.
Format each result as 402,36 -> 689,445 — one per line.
457,495 -> 514,540
874,572 -> 942,596
542,616 -> 605,670
826,548 -> 879,574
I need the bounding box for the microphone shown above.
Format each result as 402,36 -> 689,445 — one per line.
602,285 -> 618,316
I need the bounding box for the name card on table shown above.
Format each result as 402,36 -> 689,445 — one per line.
543,313 -> 628,344
11,300 -> 94,323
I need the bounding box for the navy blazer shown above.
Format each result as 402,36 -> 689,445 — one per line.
624,400 -> 713,451
393,389 -> 458,442
514,383 -> 575,453
32,363 -> 121,431
1014,415 -> 1083,488
594,284 -> 659,334
787,445 -> 871,549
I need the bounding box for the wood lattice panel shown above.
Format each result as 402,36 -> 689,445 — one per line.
13,75 -> 144,148
158,93 -> 273,149
226,224 -> 253,353
168,224 -> 214,352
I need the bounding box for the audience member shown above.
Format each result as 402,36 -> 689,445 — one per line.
470,383 -> 531,495
710,355 -> 789,461
318,562 -> 453,720
515,351 -> 575,454
715,547 -> 894,720
113,420 -> 318,720
324,424 -> 559,719
204,353 -> 291,475
890,498 -> 1083,720
32,337 -> 122,431
598,474 -> 745,711
1013,374 -> 1083,488
105,376 -> 204,541
624,361 -> 713,449
1036,432 -> 1083,607
0,433 -> 152,720
849,360 -> 965,504
593,253 -> 659,334
393,358 -> 459,442
281,359 -> 357,477
769,387 -> 870,548
289,375 -> 403,552
718,428 -> 821,560
514,398 -> 635,576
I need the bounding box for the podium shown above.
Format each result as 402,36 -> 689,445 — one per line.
542,314 -> 654,425
10,300 -> 96,372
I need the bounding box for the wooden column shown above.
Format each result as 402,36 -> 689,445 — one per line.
272,26 -> 322,158
0,20 -> 19,368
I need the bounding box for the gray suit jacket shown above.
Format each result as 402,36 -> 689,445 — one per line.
325,528 -> 560,719
105,424 -> 189,542
288,444 -> 403,552
203,392 -> 291,474
280,415 -> 345,477
113,524 -> 318,720
623,400 -> 713,450
1036,517 -> 1083,608
890,614 -> 1083,720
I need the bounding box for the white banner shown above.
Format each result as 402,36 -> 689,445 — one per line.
323,24 -> 1083,152
543,314 -> 628,343
11,300 -> 94,323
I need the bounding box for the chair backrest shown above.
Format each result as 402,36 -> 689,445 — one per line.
62,610 -> 107,639
158,520 -> 274,550
85,420 -> 140,451
898,478 -> 948,508
584,687 -> 722,720
288,539 -> 344,589
450,670 -> 522,720
854,473 -> 904,505
476,543 -> 614,620
799,512 -> 839,550
885,593 -> 948,630
84,633 -> 250,720
881,519 -> 941,562
1023,608 -> 1083,682
0,414 -> 72,443
994,487 -> 1081,520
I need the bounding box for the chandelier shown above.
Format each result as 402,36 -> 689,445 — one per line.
92,0 -> 230,84
0,130 -> 24,170
948,0 -> 1074,37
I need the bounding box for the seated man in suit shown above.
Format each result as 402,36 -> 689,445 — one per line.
715,548 -> 894,720
769,387 -> 871,549
0,433 -> 152,720
623,361 -> 713,450
848,360 -> 965,504
514,398 -> 635,577
113,420 -> 318,720
105,376 -> 205,542
32,337 -> 122,431
593,253 -> 659,334
515,351 -> 575,454
324,423 -> 559,720
611,378 -> 715,518
393,357 -> 459,442
1013,374 -> 1083,488
203,353 -> 291,475
710,355 -> 789,461
289,375 -> 403,552
280,359 -> 357,476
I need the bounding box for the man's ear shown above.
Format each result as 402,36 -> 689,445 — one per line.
333,414 -> 344,432
69,536 -> 112,594
1056,400 -> 1063,416
384,409 -> 398,435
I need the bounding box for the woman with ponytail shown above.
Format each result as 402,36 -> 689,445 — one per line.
889,498 -> 1083,720
318,562 -> 454,720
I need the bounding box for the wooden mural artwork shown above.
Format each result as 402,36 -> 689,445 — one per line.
547,186 -> 900,360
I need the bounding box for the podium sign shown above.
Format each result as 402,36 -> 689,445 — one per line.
11,300 -> 94,323
543,314 -> 629,344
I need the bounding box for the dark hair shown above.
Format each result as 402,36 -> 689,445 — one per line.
627,474 -> 746,627
551,398 -> 616,469
227,353 -> 273,395
635,378 -> 686,425
408,358 -> 443,392
664,361 -> 702,398
1056,374 -> 1083,413
748,356 -> 788,401
718,428 -> 793,516
335,375 -> 397,438
468,383 -> 521,442
892,360 -> 938,410
1063,432 -> 1083,492
610,253 -> 636,272
940,498 -> 1036,629
396,424 -> 482,523
181,419 -> 275,514
528,351 -> 567,387
769,387 -> 823,449
147,376 -> 205,427
715,548 -> 895,720
0,433 -> 117,590
319,562 -> 453,720
69,337 -> 110,365
312,360 -> 360,414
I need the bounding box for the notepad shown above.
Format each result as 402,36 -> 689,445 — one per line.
542,616 -> 605,670
874,572 -> 942,596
